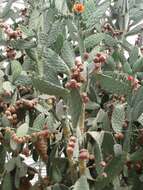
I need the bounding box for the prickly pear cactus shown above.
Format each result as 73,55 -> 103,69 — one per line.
0,0 -> 143,189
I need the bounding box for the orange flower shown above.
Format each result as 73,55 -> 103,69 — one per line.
73,3 -> 85,13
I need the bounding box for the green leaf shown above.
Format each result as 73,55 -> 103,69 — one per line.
87,131 -> 104,146
0,0 -> 13,18
132,57 -> 143,73
3,9 -> 19,21
73,175 -> 89,190
103,34 -> 118,47
51,165 -> 62,183
102,132 -> 115,156
2,173 -> 13,190
2,81 -> 14,93
127,24 -> 143,36
52,184 -> 69,190
34,103 -> 49,115
85,33 -> 104,49
23,56 -> 35,72
43,8 -> 57,34
18,25 -> 35,38
130,8 -> 143,28
131,87 -> 143,120
129,47 -> 139,66
111,104 -> 125,133
46,20 -> 65,48
123,62 -> 132,75
33,77 -> 69,97
53,158 -> 69,176
92,109 -> 109,130
10,39 -> 37,50
16,123 -> 29,137
15,168 -> 20,189
131,100 -> 143,121
113,144 -> 123,157
83,0 -> 109,29
33,113 -> 45,130
25,49 -> 37,62
130,148 -> 143,162
66,0 -> 73,12
113,177 -> 121,190
137,72 -> 143,81
69,89 -> 83,128
61,41 -> 75,69
121,38 -> 132,52
14,74 -> 32,86
43,67 -> 61,86
131,86 -> 143,107
55,0 -> 68,13
0,145 -> 6,174
95,156 -> 125,190
105,56 -> 116,71
1,115 -> 11,127
112,50 -> 126,64
85,33 -> 118,50
53,34 -> 64,54
66,20 -> 78,41
94,73 -> 132,96
11,60 -> 22,83
5,159 -> 16,172
87,131 -> 103,174
43,48 -> 70,75
29,8 -> 42,31
138,113 -> 143,126
10,138 -> 18,151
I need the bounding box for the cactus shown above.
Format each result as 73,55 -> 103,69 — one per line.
0,0 -> 143,189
